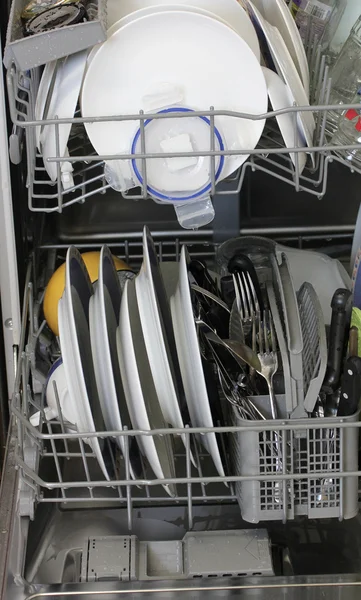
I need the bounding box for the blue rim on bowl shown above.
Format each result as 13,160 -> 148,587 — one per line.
131,107 -> 225,202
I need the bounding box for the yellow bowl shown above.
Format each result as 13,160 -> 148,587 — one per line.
43,251 -> 130,336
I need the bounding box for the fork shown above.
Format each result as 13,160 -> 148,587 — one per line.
235,271 -> 259,384
237,273 -> 279,419
233,271 -> 259,340
257,309 -> 279,420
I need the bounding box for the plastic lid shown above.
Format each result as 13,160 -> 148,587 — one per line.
131,107 -> 225,203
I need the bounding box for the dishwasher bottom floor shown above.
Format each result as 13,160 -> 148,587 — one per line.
24,502 -> 361,584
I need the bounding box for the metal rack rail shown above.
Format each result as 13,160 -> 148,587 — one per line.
6,53 -> 361,214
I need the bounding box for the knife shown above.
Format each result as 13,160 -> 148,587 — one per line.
322,289 -> 352,394
337,356 -> 361,417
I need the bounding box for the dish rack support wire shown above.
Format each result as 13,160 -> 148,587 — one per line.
6,48 -> 361,214
11,246 -> 360,525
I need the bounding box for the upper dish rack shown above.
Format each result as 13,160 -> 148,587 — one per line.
6,51 -> 361,215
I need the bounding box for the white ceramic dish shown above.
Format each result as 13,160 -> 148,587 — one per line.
87,6 -> 228,200
86,4 -> 233,68
107,3 -> 233,38
106,0 -> 260,60
58,247 -> 109,480
170,246 -> 225,478
117,278 -> 176,497
245,1 -> 315,168
35,60 -> 57,151
134,228 -> 186,432
81,10 -> 267,182
253,0 -> 309,96
41,50 -> 88,182
89,245 -> 141,479
262,67 -> 307,174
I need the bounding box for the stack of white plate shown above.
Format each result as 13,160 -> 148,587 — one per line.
55,226 -> 227,493
80,0 -> 268,204
35,0 -> 315,200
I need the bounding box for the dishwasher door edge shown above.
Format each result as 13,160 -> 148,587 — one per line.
0,36 -> 21,397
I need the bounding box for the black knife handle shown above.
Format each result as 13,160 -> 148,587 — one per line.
323,288 -> 352,392
338,356 -> 361,417
228,253 -> 264,314
220,275 -> 236,308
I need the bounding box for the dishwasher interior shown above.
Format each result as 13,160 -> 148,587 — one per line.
3,4 -> 361,597
2,182 -> 361,600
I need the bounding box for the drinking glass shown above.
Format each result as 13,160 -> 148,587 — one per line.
330,88 -> 361,170
326,15 -> 361,136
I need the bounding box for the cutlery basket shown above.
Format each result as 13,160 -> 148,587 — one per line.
4,0 -> 107,70
231,399 -> 360,523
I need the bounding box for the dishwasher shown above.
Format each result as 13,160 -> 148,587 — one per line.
2,1 -> 361,598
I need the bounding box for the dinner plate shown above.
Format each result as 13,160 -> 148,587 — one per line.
86,5 -> 228,200
41,50 -> 88,182
58,247 -> 109,480
262,67 -> 307,174
106,0 -> 260,61
253,0 -> 309,96
117,278 -> 176,497
170,245 -> 225,478
81,10 -> 267,182
89,245 -> 142,479
245,1 -> 315,168
35,59 -> 57,151
86,3 -> 233,69
135,228 -> 191,435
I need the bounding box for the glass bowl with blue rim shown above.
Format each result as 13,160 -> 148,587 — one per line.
131,107 -> 225,202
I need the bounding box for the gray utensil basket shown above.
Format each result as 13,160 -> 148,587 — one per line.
231,398 -> 360,523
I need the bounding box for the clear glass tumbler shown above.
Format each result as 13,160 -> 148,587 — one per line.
290,0 -> 346,46
330,88 -> 361,170
324,1 -> 361,65
326,15 -> 361,137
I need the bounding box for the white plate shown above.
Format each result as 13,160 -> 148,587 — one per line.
87,4 -> 234,68
262,67 -> 307,174
41,50 -> 88,182
170,245 -> 225,478
106,0 -> 260,60
58,247 -> 109,480
245,1 -> 315,168
135,228 -> 188,432
254,0 -> 309,96
107,3 -> 233,38
117,278 -> 176,497
87,5 -> 229,200
35,60 -> 57,151
89,245 -> 142,479
81,10 -> 267,182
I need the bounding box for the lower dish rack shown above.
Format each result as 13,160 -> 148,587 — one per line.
12,241 -> 360,525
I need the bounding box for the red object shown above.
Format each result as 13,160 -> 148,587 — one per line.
346,109 -> 358,121
355,117 -> 361,132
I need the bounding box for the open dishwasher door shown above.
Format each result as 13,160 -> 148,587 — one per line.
3,1 -> 361,597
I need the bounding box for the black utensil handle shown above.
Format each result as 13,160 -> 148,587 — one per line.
220,275 -> 235,308
338,356 -> 361,416
323,288 -> 352,392
228,253 -> 264,313
189,260 -> 219,297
